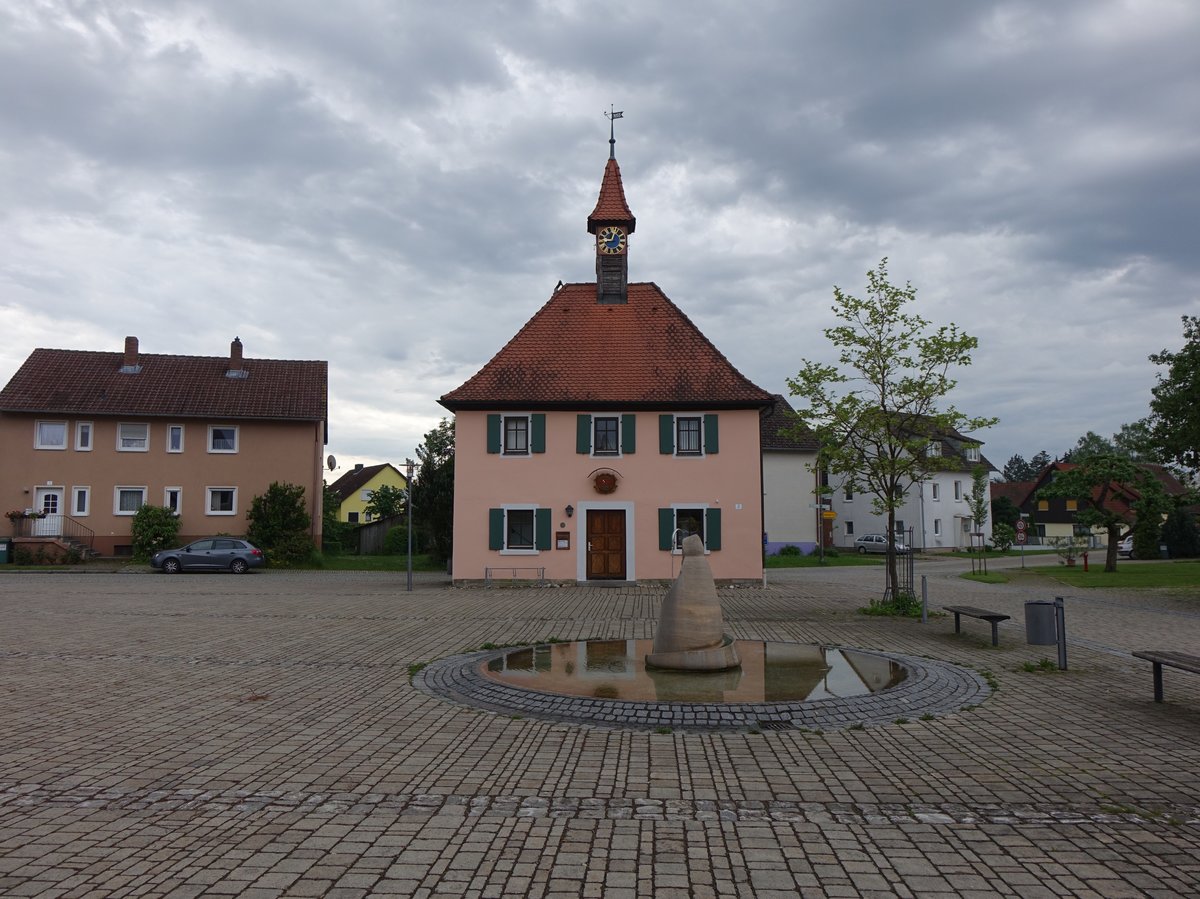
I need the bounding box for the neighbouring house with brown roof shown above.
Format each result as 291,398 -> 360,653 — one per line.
328,462 -> 408,523
761,395 -> 823,554
1005,461 -> 1188,547
439,142 -> 774,583
0,337 -> 327,557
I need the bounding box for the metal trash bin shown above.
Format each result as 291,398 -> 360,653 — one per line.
1025,600 -> 1057,645
0,537 -> 10,564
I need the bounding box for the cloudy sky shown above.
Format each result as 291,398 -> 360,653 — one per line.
2,0 -> 1198,477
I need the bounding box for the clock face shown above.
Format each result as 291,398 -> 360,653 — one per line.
597,226 -> 627,255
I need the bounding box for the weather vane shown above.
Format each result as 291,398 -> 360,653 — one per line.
605,105 -> 623,158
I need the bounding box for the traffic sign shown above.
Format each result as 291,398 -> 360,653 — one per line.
1016,531 -> 1027,544
1015,520 -> 1026,532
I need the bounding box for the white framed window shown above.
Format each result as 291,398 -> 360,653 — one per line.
75,422 -> 93,451
845,521 -> 855,536
503,416 -> 530,456
675,417 -> 702,456
347,511 -> 360,523
931,483 -> 940,501
206,487 -> 237,515
208,426 -> 238,453
964,445 -> 980,462
167,425 -> 184,453
360,489 -> 374,501
592,416 -> 621,456
934,518 -> 942,536
72,487 -> 90,517
117,423 -> 149,452
114,487 -> 147,515
953,480 -> 963,501
927,441 -> 941,457
671,505 -> 708,551
164,487 -> 182,516
35,420 -> 68,450
843,487 -> 853,502
502,505 -> 537,553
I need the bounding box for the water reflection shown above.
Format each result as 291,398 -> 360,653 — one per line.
483,640 -> 906,703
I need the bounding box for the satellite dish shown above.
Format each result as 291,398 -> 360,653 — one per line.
327,455 -> 337,471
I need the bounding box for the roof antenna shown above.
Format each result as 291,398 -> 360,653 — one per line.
605,106 -> 623,159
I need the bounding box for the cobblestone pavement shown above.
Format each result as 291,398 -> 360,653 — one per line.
0,561 -> 1198,897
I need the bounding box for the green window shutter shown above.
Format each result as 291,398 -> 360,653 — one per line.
659,508 -> 675,550
577,415 -> 592,454
621,414 -> 636,454
659,415 -> 675,454
486,415 -> 501,454
704,414 -> 719,454
488,508 -> 504,550
535,508 -> 552,550
531,414 -> 546,453
706,508 -> 722,550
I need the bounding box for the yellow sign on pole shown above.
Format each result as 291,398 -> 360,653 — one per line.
822,510 -> 837,519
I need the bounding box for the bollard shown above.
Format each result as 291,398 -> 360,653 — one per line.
921,576 -> 928,624
1054,596 -> 1067,670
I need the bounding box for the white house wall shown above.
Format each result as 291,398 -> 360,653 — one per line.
762,451 -> 820,554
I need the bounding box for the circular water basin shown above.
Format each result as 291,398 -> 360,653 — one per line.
483,639 -> 905,703
415,639 -> 992,732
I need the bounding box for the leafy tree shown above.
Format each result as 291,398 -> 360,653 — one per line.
1037,455 -> 1170,572
1029,450 -> 1051,473
1146,315 -> 1200,473
1161,507 -> 1199,559
1113,420 -> 1156,462
1002,454 -> 1033,482
991,523 -> 1016,552
966,466 -> 990,532
247,481 -> 314,567
787,258 -> 996,601
131,505 -> 181,562
411,418 -> 455,566
991,496 -> 1020,530
321,483 -> 354,555
364,483 -> 407,520
1131,514 -> 1161,561
1062,431 -> 1116,463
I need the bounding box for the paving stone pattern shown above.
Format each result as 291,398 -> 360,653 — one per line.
0,562 -> 1197,897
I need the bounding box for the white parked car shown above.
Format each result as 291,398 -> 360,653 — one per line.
1117,535 -> 1134,559
854,534 -> 911,555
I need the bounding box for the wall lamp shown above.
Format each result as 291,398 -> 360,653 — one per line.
565,505 -> 574,518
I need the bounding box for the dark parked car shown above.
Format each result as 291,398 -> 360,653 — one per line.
853,533 -> 911,555
151,538 -> 265,573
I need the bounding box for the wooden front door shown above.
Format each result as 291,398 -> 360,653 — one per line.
586,510 -> 626,580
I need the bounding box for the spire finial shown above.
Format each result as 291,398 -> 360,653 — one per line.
605,106 -> 623,159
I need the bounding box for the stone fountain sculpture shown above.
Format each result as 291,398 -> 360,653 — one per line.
646,534 -> 741,671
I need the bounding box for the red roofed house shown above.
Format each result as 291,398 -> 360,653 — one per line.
440,143 -> 774,584
0,337 -> 328,557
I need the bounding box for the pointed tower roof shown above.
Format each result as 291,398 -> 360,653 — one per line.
587,157 -> 636,234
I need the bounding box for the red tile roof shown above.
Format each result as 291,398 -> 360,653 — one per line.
0,347 -> 327,421
587,158 -> 636,233
440,282 -> 773,410
761,395 -> 819,451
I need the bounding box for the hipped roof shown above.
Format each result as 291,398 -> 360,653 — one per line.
439,282 -> 772,411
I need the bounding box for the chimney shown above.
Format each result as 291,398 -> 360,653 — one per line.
120,336 -> 141,374
354,463 -> 364,471
226,336 -> 248,379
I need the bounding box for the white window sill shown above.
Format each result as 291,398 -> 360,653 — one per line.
500,549 -> 538,555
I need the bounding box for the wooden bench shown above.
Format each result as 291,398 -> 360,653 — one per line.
1131,651 -> 1200,702
943,605 -> 1011,647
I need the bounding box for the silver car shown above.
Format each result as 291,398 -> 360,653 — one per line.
853,534 -> 910,555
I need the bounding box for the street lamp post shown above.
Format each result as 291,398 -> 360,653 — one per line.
405,458 -> 415,593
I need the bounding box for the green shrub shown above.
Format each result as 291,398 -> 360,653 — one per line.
1132,516 -> 1161,561
384,523 -> 410,555
777,544 -> 802,557
247,482 -> 314,567
131,505 -> 181,562
823,545 -> 840,558
1161,508 -> 1199,558
991,523 -> 1016,552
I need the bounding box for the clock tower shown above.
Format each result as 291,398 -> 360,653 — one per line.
587,116 -> 636,304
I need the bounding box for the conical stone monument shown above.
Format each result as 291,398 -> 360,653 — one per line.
646,534 -> 741,671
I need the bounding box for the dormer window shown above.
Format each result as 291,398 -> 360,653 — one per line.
927,441 -> 941,457
965,445 -> 980,462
